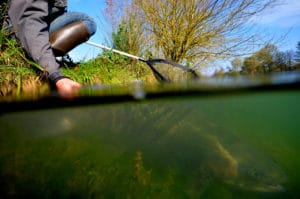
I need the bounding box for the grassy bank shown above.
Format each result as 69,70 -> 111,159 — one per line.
0,32 -> 156,99
61,53 -> 156,86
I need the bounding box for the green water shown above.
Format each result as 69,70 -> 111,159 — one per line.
0,91 -> 299,198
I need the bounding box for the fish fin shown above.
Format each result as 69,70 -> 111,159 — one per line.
210,136 -> 238,177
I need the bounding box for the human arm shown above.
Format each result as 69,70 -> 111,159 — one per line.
8,0 -> 80,95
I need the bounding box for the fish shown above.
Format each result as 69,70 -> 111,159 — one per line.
208,135 -> 286,192
163,122 -> 287,194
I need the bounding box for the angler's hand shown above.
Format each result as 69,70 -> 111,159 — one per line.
56,78 -> 81,98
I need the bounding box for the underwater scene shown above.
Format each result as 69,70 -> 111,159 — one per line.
1,90 -> 300,198
0,92 -> 300,198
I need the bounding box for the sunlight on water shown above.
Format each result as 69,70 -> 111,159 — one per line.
0,89 -> 299,198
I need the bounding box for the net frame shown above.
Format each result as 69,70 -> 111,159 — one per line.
86,41 -> 199,82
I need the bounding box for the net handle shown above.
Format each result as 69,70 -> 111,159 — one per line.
85,41 -> 199,82
86,41 -> 146,62
86,41 -> 168,81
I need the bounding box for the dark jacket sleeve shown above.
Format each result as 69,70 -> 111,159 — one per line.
8,0 -> 64,83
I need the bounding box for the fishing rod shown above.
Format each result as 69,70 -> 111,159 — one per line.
85,41 -> 199,82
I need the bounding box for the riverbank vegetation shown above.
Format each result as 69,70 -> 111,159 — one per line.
0,35 -> 157,98
105,0 -> 300,74
224,42 -> 300,76
0,2 -> 156,98
0,38 -> 156,98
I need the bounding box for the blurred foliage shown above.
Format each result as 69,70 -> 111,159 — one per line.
235,43 -> 299,75
295,42 -> 300,64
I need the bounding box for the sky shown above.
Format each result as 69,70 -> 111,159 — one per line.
67,0 -> 300,62
68,0 -> 108,61
250,0 -> 300,51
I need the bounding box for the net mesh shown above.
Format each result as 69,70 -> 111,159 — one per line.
146,59 -> 199,82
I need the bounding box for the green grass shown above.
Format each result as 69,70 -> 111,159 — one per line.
0,30 -> 156,99
0,34 -> 47,97
62,54 -> 156,85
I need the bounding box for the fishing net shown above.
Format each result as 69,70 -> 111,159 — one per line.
145,59 -> 199,82
85,41 -> 199,83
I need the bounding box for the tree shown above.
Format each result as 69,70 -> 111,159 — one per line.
105,0 -> 144,56
241,44 -> 278,74
295,42 -> 300,64
240,44 -> 297,74
126,0 -> 278,65
274,50 -> 294,71
231,58 -> 243,71
104,0 -> 129,29
112,21 -> 130,52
